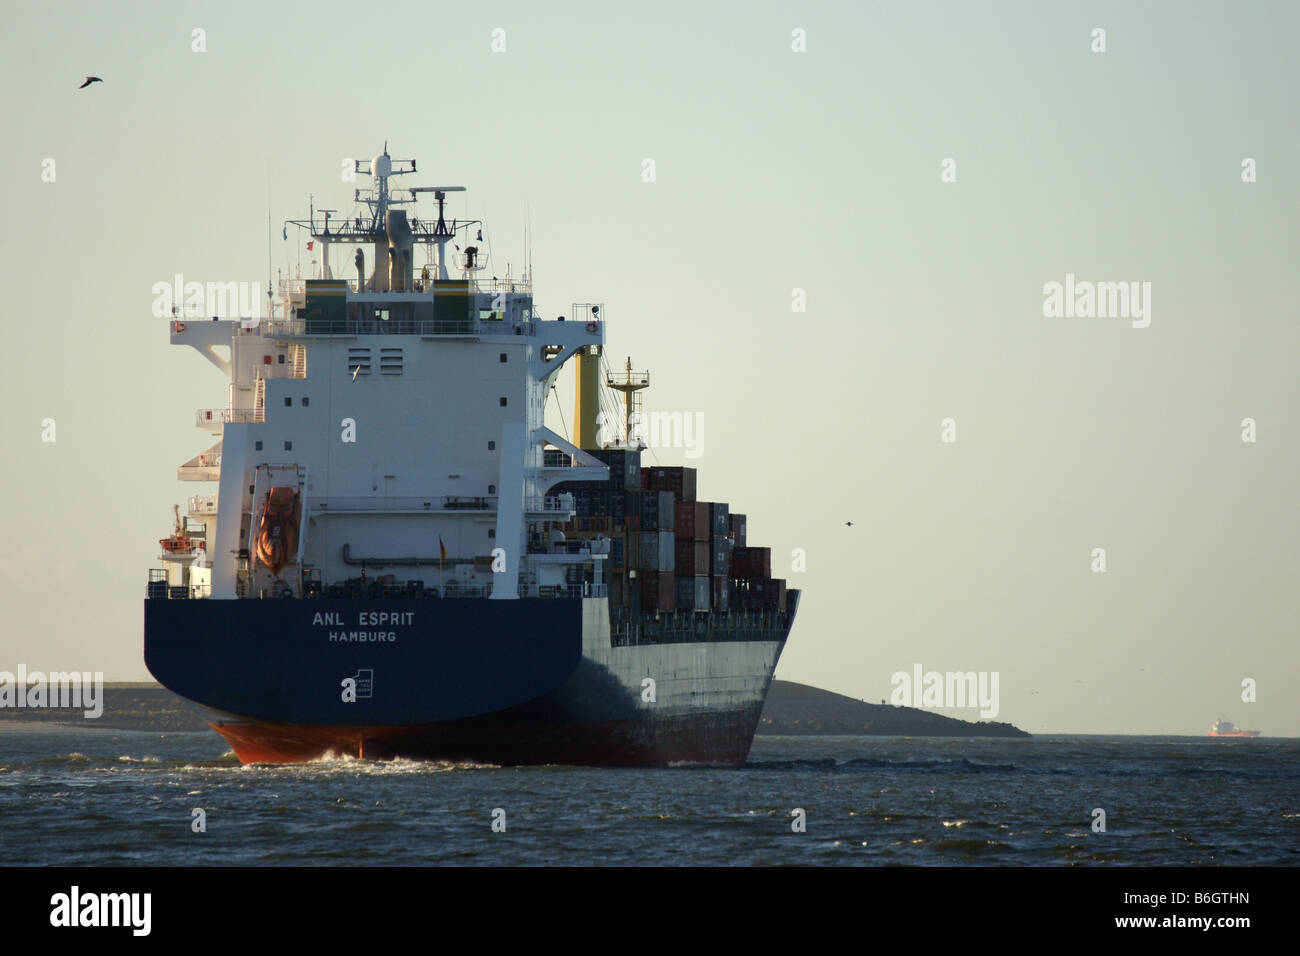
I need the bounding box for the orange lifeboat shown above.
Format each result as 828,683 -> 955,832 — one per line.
255,487 -> 301,575
159,504 -> 193,553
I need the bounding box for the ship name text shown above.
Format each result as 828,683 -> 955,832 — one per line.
312,611 -> 415,627
313,611 -> 415,642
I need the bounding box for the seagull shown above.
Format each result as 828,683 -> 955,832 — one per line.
845,521 -> 853,527
79,76 -> 103,89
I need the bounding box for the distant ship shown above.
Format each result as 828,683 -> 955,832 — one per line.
1208,719 -> 1260,738
142,145 -> 799,766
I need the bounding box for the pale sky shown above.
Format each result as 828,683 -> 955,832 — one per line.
0,0 -> 1295,735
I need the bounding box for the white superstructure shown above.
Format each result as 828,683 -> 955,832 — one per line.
163,146 -> 613,603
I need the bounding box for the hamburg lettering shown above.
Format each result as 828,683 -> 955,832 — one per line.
329,631 -> 397,642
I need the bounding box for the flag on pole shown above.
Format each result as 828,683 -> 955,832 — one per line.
439,536 -> 447,571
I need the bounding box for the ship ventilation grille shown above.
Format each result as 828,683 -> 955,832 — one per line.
379,347 -> 403,375
346,348 -> 371,377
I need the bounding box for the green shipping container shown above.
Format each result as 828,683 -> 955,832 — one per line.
303,279 -> 348,333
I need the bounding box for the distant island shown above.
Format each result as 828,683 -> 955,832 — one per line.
1,680 -> 1030,738
759,681 -> 1030,738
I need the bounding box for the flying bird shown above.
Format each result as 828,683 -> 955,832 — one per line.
78,76 -> 103,89
845,521 -> 853,527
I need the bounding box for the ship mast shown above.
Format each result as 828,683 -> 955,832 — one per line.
606,356 -> 649,447
280,142 -> 481,288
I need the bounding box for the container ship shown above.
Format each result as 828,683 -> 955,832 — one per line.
1207,719 -> 1260,738
143,146 -> 799,765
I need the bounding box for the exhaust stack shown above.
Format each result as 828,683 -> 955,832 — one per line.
573,345 -> 602,450
386,210 -> 413,292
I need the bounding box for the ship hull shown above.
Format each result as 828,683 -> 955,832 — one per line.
145,595 -> 794,766
208,704 -> 767,765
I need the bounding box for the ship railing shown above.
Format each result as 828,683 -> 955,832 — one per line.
312,495 -> 497,513
310,581 -> 497,600
188,494 -> 218,515
539,583 -> 599,599
196,407 -> 264,426
144,575 -> 211,600
255,363 -> 304,380
472,277 -> 533,295
276,275 -> 533,297
610,620 -> 640,647
524,494 -> 575,514
242,317 -> 538,338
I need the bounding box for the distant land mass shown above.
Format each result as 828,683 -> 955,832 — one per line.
0,681 -> 1030,738
759,681 -> 1031,738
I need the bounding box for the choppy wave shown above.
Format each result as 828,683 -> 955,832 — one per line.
243,752 -> 501,774
1,732 -> 1296,866
739,756 -> 1018,773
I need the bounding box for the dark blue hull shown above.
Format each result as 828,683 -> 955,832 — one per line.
144,598 -> 585,725
144,595 -> 794,765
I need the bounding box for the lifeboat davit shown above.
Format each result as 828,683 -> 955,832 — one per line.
255,487 -> 301,575
160,503 -> 194,553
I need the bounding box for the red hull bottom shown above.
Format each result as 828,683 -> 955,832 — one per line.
211,707 -> 764,767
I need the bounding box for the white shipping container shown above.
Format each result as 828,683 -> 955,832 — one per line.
693,575 -> 710,611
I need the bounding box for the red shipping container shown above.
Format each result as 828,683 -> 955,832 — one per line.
693,502 -> 709,541
674,502 -> 696,540
732,546 -> 771,580
750,577 -> 786,610
643,466 -> 697,502
674,537 -> 710,575
639,571 -> 675,612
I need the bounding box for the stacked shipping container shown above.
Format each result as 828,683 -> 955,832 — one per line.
550,454 -> 787,616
